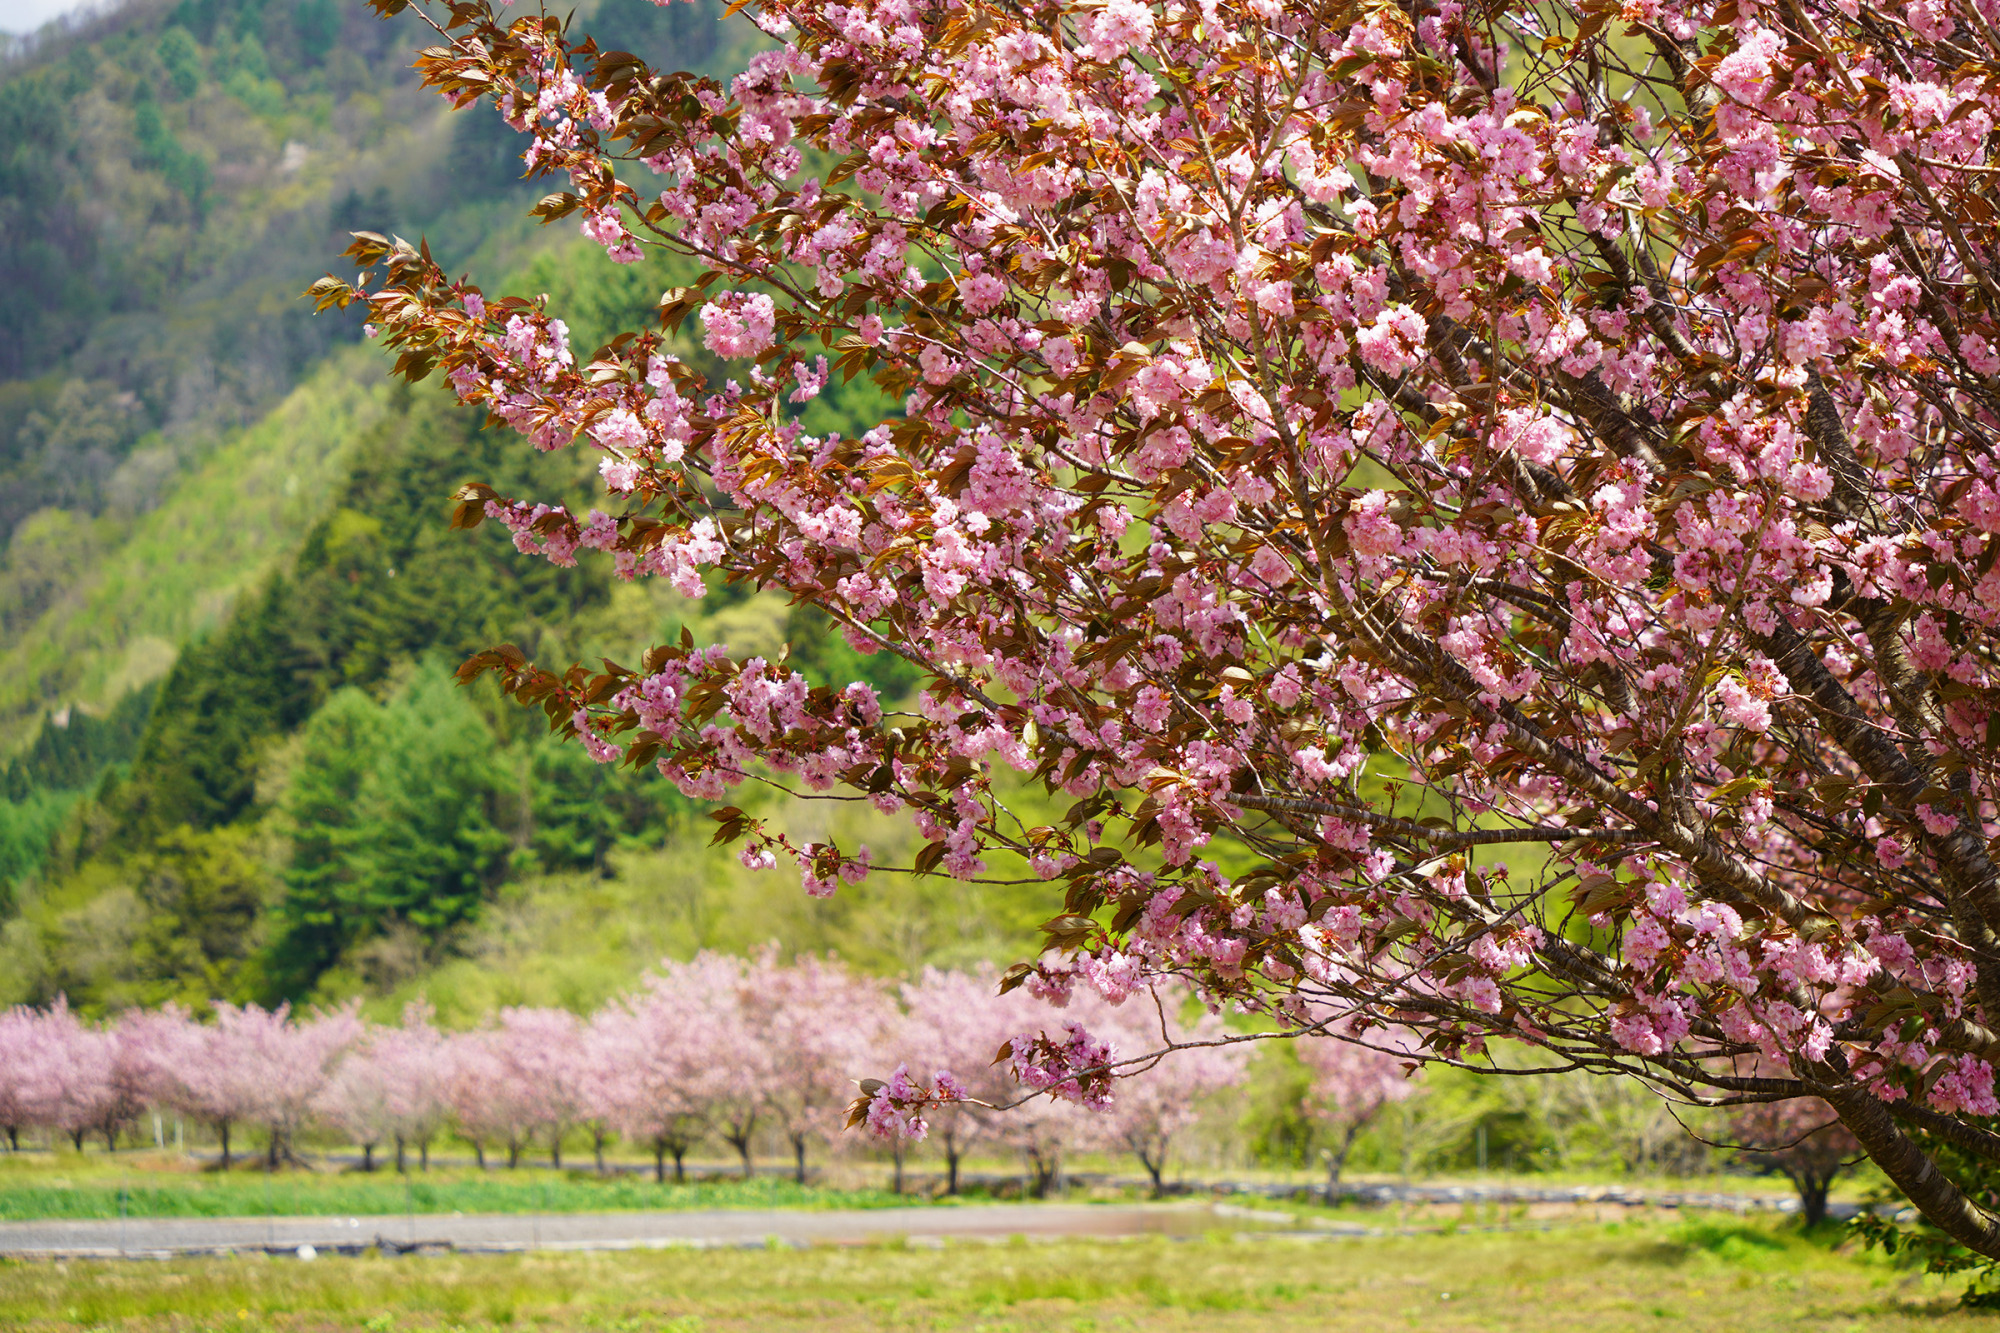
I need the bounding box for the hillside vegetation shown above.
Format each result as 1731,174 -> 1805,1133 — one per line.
0,0 -> 963,1012
0,0 -> 769,747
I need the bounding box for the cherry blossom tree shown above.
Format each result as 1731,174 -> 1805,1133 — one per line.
491,1007 -> 586,1168
1730,1089 -> 1861,1226
755,952 -> 896,1183
997,1063 -> 1097,1199
317,1025 -> 396,1171
2,1002 -> 198,1155
23,999 -> 118,1152
0,1007 -> 36,1150
663,952 -> 775,1179
1087,992 -> 1247,1194
443,1029 -> 517,1169
584,1003 -> 677,1181
210,1002 -> 362,1170
317,1011 -> 453,1173
113,1004 -> 207,1153
0,999 -> 162,1153
99,1012 -> 165,1152
371,1002 -> 452,1172
171,1008 -> 280,1169
898,966 -> 1031,1193
1297,1026 -> 1418,1194
587,965 -> 738,1182
443,1020 -> 575,1169
128,1003 -> 253,1167
332,0 -> 2000,1250
575,1010 -> 628,1174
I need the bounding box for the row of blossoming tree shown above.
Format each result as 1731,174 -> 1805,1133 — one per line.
0,956 -> 1364,1192
312,0 -> 2000,1255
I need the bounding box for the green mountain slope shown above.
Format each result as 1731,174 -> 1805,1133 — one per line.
0,0 -> 522,747
0,0 -> 767,750
0,0 -> 1038,1015
0,352 -> 390,739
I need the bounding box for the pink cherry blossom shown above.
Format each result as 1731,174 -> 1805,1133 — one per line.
323,0 -> 2000,1259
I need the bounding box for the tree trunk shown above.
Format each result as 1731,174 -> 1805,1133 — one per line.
266,1129 -> 281,1172
1140,1150 -> 1164,1198
1026,1148 -> 1058,1199
219,1120 -> 232,1170
792,1134 -> 808,1185
729,1132 -> 754,1180
594,1128 -> 607,1175
508,1139 -> 521,1169
103,1122 -> 118,1153
550,1135 -> 562,1170
946,1145 -> 961,1196
672,1145 -> 686,1184
5,1126 -> 16,1151
1797,1173 -> 1831,1227
473,1140 -> 487,1170
654,1143 -> 667,1185
892,1141 -> 904,1195
1323,1125 -> 1360,1204
362,1143 -> 376,1172
395,1136 -> 407,1175
69,1129 -> 85,1152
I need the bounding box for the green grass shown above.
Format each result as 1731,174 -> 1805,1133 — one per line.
0,1217 -> 1976,1331
0,1164 -> 925,1223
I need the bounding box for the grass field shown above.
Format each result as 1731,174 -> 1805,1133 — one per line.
0,1217 -> 1976,1331
0,1157 -> 920,1222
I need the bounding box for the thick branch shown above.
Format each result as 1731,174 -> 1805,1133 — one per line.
1753,616 -> 2000,971
1826,1085 -> 2000,1258
1885,1098 -> 2000,1165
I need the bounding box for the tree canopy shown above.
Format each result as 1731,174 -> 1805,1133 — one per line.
336,0 -> 2000,1258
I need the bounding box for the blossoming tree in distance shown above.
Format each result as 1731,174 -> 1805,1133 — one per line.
327,0 -> 2000,1252
1729,1086 -> 1861,1225
1298,1021 -> 1416,1192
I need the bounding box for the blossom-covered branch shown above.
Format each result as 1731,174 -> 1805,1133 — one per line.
325,0 -> 2000,1255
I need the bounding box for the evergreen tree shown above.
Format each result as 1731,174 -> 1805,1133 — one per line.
129,826 -> 271,1006
267,688 -> 383,993
526,740 -> 625,878
2,684 -> 155,803
270,662 -> 510,994
120,579 -> 314,837
526,735 -> 694,877
113,391 -> 606,849
353,662 -> 512,935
